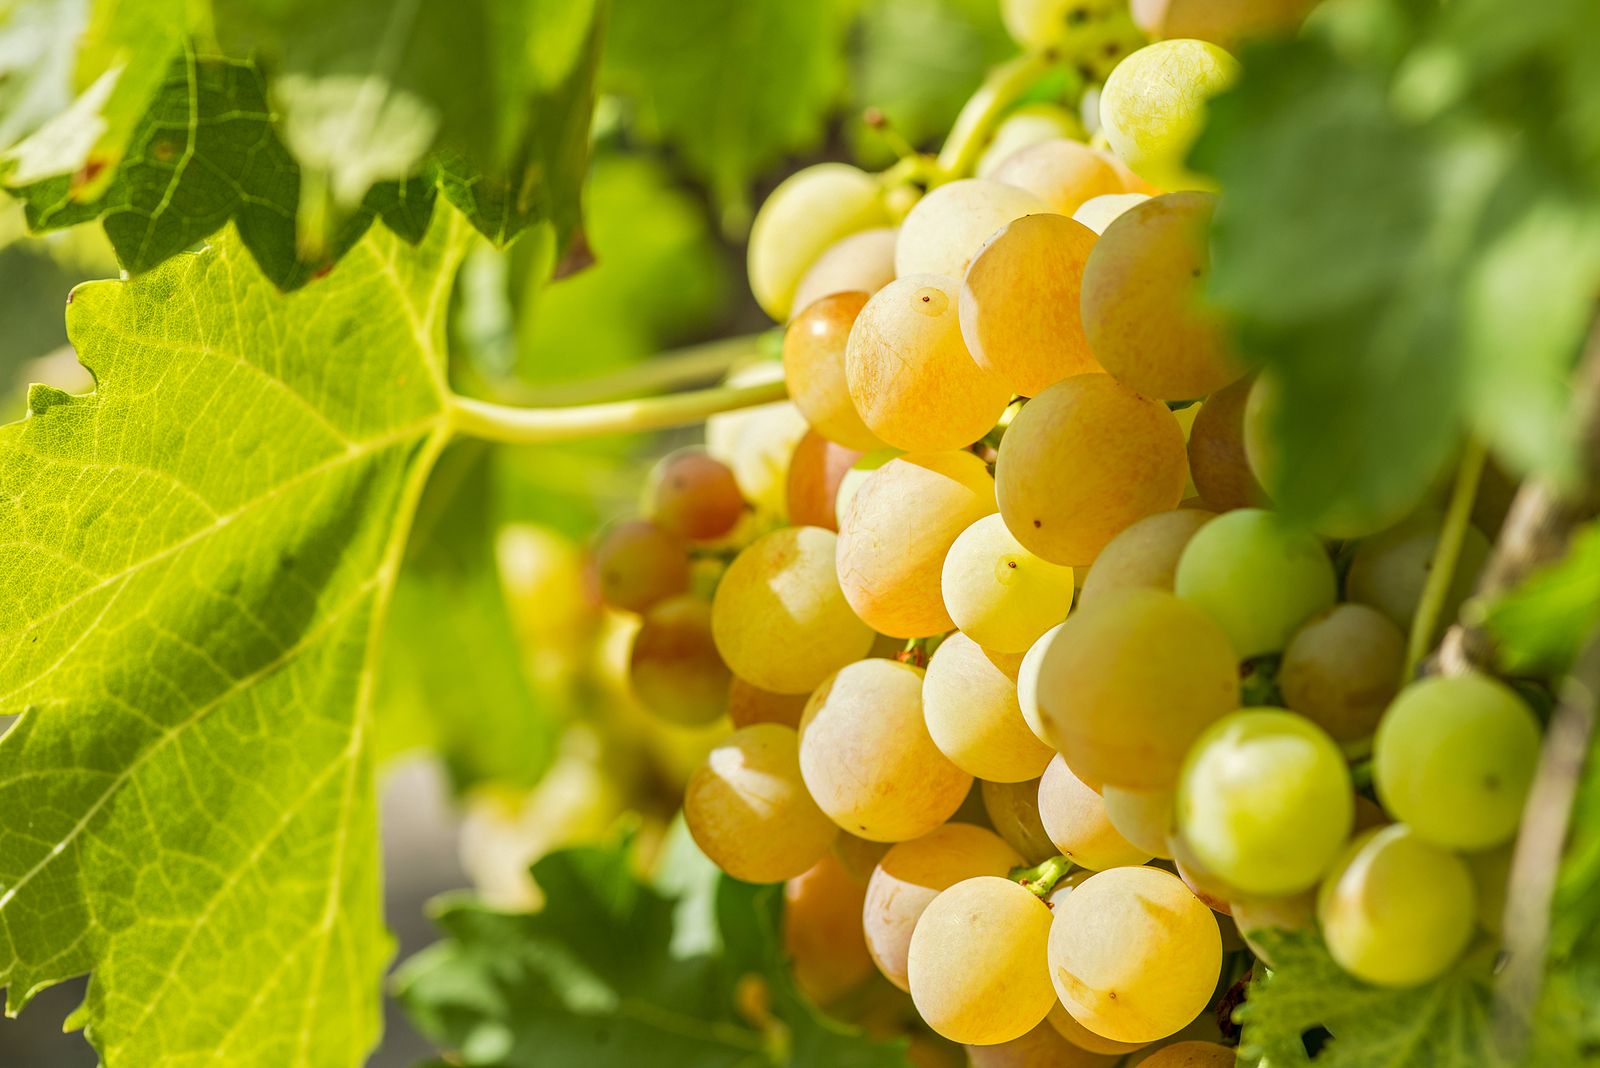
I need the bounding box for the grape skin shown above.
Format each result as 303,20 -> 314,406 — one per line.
894,178 -> 1052,279
648,448 -> 745,541
863,822 -> 1024,990
1038,755 -> 1154,871
1132,1040 -> 1237,1068
747,162 -> 888,319
968,1017 -> 1122,1067
592,519 -> 690,614
989,138 -> 1126,217
1072,192 -> 1151,235
726,675 -> 808,730
942,513 -> 1076,654
1230,888 -> 1316,968
1278,603 -> 1404,748
1132,0 -> 1320,49
981,777 -> 1061,865
628,594 -> 730,726
1079,508 -> 1214,606
783,852 -> 873,1005
1345,510 -> 1492,635
1017,622 -> 1066,748
1099,785 -> 1176,860
1045,1002 -> 1148,1057
785,430 -> 863,532
1186,374 -> 1266,512
924,632 -> 1055,782
782,291 -> 883,451
791,226 -> 898,316
1097,40 -> 1238,192
978,108 -> 1088,180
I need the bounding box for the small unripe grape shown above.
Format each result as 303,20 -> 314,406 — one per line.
783,291 -> 883,451
924,632 -> 1054,782
894,178 -> 1051,279
748,163 -> 888,320
791,226 -> 898,315
989,138 -> 1125,217
591,518 -> 689,613
1278,603 -> 1405,747
785,430 -> 863,532
943,513 -> 1076,654
1038,755 -> 1153,871
628,594 -> 730,725
648,448 -> 744,541
1098,40 -> 1238,192
1080,508 -> 1214,605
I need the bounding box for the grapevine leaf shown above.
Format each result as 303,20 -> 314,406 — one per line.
396,834 -> 914,1067
602,0 -> 851,227
1480,520 -> 1600,675
0,206 -> 474,1065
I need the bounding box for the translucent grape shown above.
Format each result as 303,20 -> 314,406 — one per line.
908,876 -> 1057,1045
837,451 -> 998,638
959,213 -> 1102,398
628,595 -> 730,726
1278,604 -> 1405,747
782,291 -> 883,451
592,518 -> 689,613
1176,709 -> 1354,896
995,375 -> 1188,567
1046,1002 -> 1148,1057
1080,509 -> 1214,606
791,226 -> 898,316
1072,192 -> 1150,235
864,822 -> 1024,989
1080,192 -> 1243,401
924,632 -> 1054,782
1373,673 -> 1541,851
1039,756 -> 1154,870
1173,507 -> 1336,658
977,107 -> 1088,179
1186,374 -> 1267,512
1345,510 -> 1492,635
747,162 -> 888,320
1035,588 -> 1240,791
800,659 -> 973,841
1098,40 -> 1238,192
1048,866 -> 1222,1044
786,430 -> 863,532
1017,622 -> 1066,747
648,448 -> 745,541
988,138 -> 1126,217
684,724 -> 838,883
712,526 -> 875,694
783,852 -> 873,1005
982,778 -> 1060,865
727,675 -> 808,730
894,178 -> 1052,279
1317,825 -> 1476,987
1131,0 -> 1319,49
1230,889 -> 1316,967
1099,786 -> 1176,860
943,513 -> 1076,653
1133,1041 -> 1236,1068
969,1017 -> 1125,1067
846,274 -> 1012,452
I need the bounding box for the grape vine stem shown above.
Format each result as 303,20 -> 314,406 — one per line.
447,376 -> 787,445
1403,438 -> 1486,679
936,51 -> 1058,181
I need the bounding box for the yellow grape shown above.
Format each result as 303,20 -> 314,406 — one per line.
1098,40 -> 1238,192
960,213 -> 1103,398
1080,508 -> 1215,605
969,1017 -> 1122,1067
1038,755 -> 1153,870
783,291 -> 883,451
1072,192 -> 1150,235
995,374 -> 1188,567
943,513 -> 1076,653
785,430 -> 864,532
864,822 -> 1025,990
832,447 -> 900,528
628,594 -> 730,726
989,138 -> 1126,216
1017,621 -> 1065,748
1278,603 -> 1405,747
924,632 -> 1055,782
712,526 -> 875,694
908,876 -> 1057,1045
1034,588 -> 1240,791
1132,0 -> 1321,49
1187,374 -> 1267,512
1046,1002 -> 1147,1057
784,851 -> 873,1005
895,178 -> 1052,279
977,106 -> 1089,179
846,274 -> 1013,452
791,226 -> 899,315
800,659 -> 973,841
747,162 -> 888,320
1099,786 -> 1176,860
1081,192 -> 1243,402
1133,1041 -> 1236,1068
684,724 -> 838,883
1048,866 -> 1222,1044
726,675 -> 808,730
982,777 -> 1060,865
837,451 -> 997,638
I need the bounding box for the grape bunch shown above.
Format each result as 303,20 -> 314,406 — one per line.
590,4 -> 1539,1063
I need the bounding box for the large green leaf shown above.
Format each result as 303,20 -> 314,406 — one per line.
0,207 -> 474,1065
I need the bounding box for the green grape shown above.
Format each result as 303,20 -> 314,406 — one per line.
995,375 -> 1189,568
1345,510 -> 1492,635
1039,755 -> 1153,870
1046,1002 -> 1148,1057
783,852 -> 873,1005
1465,843 -> 1512,935
791,226 -> 898,316
908,876 -> 1057,1045
977,108 -> 1089,180
785,430 -> 863,532
894,178 -> 1051,279
684,724 -> 838,883
711,526 -> 875,694
628,595 -> 730,726
1373,673 -> 1541,851
782,291 -> 883,451
846,274 -> 1013,452
1048,866 -> 1222,1044
864,822 -> 1025,990
969,1017 -> 1128,1067
1080,192 -> 1244,402
924,632 -> 1055,782
1230,888 -> 1317,967
1072,192 -> 1150,235
1173,507 -> 1336,658
1132,0 -> 1321,49
1186,374 -> 1267,512
726,675 -> 808,730
747,162 -> 889,320
1132,1041 -> 1236,1068
836,451 -> 998,638
647,448 -> 745,541
1035,588 -> 1240,791
1017,621 -> 1066,748
1080,508 -> 1214,606
1001,0 -> 1119,50
1098,40 -> 1239,192
959,213 -> 1103,399
1278,603 -> 1405,748
1176,709 -> 1354,895
592,518 -> 690,613
1099,786 -> 1176,860
982,777 -> 1060,865
1317,824 -> 1477,987
943,513 -> 1076,654
800,659 -> 973,841
988,138 -> 1126,216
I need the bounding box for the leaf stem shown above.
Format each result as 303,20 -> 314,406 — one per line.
1011,855 -> 1075,899
447,376 -> 787,445
1404,438 -> 1487,679
936,52 -> 1057,181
